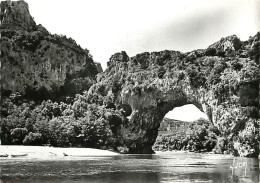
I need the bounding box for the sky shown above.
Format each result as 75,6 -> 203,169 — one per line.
13,0 -> 260,121
165,104 -> 208,122
24,0 -> 260,69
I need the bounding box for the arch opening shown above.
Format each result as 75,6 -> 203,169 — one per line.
152,104 -> 217,153
164,104 -> 208,122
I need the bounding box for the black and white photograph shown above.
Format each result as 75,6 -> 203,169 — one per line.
0,0 -> 259,182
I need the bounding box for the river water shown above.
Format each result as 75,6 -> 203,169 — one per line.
0,152 -> 258,183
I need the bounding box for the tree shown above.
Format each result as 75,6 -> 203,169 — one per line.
10,128 -> 28,144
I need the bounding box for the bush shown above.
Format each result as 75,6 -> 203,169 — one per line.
158,67 -> 166,79
177,72 -> 185,81
10,128 -> 28,144
231,60 -> 243,71
23,132 -> 43,145
155,51 -> 172,66
205,48 -> 217,56
187,68 -> 206,88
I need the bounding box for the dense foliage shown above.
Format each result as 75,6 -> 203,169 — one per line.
153,118 -> 220,153
153,117 -> 258,157
0,91 -> 120,150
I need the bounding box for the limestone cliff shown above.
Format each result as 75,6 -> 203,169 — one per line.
1,1 -> 100,101
88,33 -> 259,156
1,0 -> 37,31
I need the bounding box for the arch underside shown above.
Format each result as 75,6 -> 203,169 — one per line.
111,79 -> 257,155
115,85 -> 209,154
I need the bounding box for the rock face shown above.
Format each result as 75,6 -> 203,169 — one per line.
94,62 -> 103,73
89,34 -> 259,156
1,0 -> 37,31
1,0 -> 100,101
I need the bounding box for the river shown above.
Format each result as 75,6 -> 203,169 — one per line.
0,151 -> 258,183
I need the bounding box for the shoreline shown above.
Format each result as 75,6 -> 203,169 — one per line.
1,145 -> 252,160
0,145 -> 119,160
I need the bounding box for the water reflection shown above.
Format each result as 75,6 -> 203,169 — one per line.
0,152 -> 258,183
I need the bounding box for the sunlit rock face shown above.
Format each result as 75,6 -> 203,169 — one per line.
1,1 -> 100,101
89,33 -> 259,156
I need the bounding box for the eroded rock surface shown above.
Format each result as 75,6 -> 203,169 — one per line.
88,34 -> 259,156
1,1 -> 100,101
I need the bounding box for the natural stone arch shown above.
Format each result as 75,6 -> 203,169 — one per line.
119,85 -> 206,153
89,34 -> 259,156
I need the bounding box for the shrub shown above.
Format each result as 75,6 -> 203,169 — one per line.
23,132 -> 43,145
158,67 -> 166,79
205,48 -> 217,56
187,68 -> 206,88
156,51 -> 171,65
10,128 -> 28,144
177,72 -> 185,81
231,60 -> 243,71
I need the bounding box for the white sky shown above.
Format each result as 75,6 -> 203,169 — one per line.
165,104 -> 208,122
13,0 -> 260,121
25,0 -> 260,69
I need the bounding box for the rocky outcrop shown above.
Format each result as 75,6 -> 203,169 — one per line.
1,0 -> 37,31
95,62 -> 103,73
88,33 -> 259,156
1,0 -> 100,101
